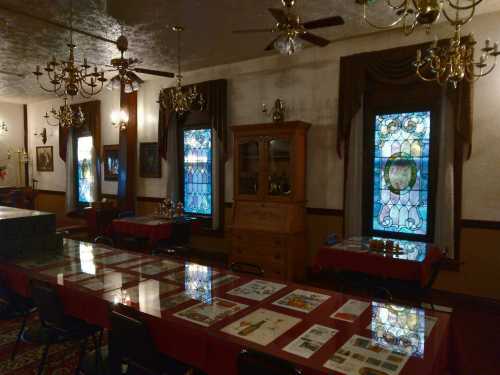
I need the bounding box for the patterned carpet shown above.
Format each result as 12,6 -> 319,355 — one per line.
0,315 -> 86,375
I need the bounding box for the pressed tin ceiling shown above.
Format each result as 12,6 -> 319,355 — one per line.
0,0 -> 500,103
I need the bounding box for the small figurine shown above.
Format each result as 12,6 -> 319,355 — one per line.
175,201 -> 184,217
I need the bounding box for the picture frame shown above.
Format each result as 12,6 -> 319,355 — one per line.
103,145 -> 120,181
36,146 -> 54,172
140,142 -> 161,178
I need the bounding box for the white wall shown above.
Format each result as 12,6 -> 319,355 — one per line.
25,10 -> 500,221
0,102 -> 25,187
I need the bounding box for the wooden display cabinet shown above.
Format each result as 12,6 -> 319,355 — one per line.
231,121 -> 310,281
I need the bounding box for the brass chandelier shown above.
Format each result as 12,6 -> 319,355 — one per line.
33,1 -> 106,98
415,26 -> 499,87
358,0 -> 483,35
414,0 -> 498,88
44,96 -> 85,128
159,26 -> 204,114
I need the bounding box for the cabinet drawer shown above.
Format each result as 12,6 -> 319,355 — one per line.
233,231 -> 287,249
233,245 -> 287,263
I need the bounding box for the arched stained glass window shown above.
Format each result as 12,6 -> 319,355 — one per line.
371,111 -> 432,237
183,128 -> 212,216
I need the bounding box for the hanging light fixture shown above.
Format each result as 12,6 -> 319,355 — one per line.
44,96 -> 85,128
33,0 -> 106,98
159,26 -> 205,114
415,26 -> 499,87
358,0 -> 482,35
414,0 -> 498,88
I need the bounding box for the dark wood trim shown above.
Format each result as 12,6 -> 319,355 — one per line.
37,189 -> 66,196
306,207 -> 344,217
23,104 -> 29,187
461,219 -> 500,230
224,202 -> 233,208
137,196 -> 163,203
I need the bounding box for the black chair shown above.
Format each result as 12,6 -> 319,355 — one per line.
80,307 -> 193,375
237,349 -> 301,375
28,280 -> 102,375
155,219 -> 194,259
230,262 -> 264,277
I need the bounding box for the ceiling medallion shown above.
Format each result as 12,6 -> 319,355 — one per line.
33,1 -> 106,98
358,0 -> 482,35
44,96 -> 85,129
159,26 -> 205,115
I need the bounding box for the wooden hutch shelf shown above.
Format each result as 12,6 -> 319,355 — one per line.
231,121 -> 310,281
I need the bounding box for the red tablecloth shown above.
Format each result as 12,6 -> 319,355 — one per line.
0,240 -> 450,375
314,238 -> 443,287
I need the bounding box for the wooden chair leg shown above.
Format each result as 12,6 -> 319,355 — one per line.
74,337 -> 88,375
11,314 -> 28,361
37,340 -> 52,375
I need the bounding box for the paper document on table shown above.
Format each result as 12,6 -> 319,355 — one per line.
331,299 -> 370,322
283,324 -> 338,359
324,334 -> 410,375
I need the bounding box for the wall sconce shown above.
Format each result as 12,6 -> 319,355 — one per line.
34,128 -> 48,144
0,121 -> 7,135
111,110 -> 129,131
262,99 -> 286,123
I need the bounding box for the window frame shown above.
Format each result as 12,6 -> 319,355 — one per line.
74,128 -> 94,208
362,94 -> 441,243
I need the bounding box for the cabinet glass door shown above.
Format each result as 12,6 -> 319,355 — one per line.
267,137 -> 292,197
238,140 -> 260,196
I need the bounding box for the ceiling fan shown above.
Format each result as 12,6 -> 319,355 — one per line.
233,0 -> 344,55
106,31 -> 174,93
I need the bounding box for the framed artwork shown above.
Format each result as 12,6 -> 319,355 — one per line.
103,145 -> 120,181
140,142 -> 161,178
36,146 -> 54,172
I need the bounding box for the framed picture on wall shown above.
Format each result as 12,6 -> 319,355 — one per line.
103,145 -> 120,181
36,146 -> 54,172
140,142 -> 161,178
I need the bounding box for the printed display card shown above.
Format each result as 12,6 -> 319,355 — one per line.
324,335 -> 410,375
174,297 -> 248,327
331,299 -> 370,322
227,279 -> 287,301
221,308 -> 302,346
273,289 -> 330,313
283,324 -> 338,359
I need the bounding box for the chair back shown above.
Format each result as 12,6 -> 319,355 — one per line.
109,308 -> 161,373
237,349 -> 301,375
30,280 -> 65,327
230,262 -> 264,277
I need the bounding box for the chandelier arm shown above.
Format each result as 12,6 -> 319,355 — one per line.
446,0 -> 482,10
385,0 -> 409,10
362,2 -> 408,30
442,4 -> 475,26
470,60 -> 497,78
36,79 -> 63,95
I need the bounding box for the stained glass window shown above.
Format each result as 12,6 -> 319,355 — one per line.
77,136 -> 94,205
371,111 -> 431,236
183,128 -> 212,215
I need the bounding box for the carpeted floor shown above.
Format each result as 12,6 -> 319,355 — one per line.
0,315 -> 88,375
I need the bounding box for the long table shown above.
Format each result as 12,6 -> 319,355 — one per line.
0,239 -> 450,375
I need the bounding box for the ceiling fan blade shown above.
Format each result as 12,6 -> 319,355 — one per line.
133,67 -> 174,78
126,71 -> 144,84
268,8 -> 288,24
232,28 -> 274,34
302,16 -> 344,30
298,32 -> 330,47
265,37 -> 279,51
